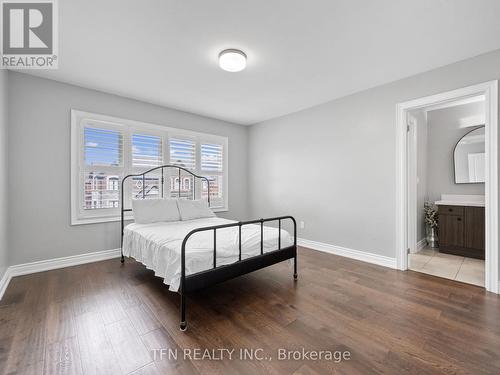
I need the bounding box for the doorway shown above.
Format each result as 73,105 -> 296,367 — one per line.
396,81 -> 498,293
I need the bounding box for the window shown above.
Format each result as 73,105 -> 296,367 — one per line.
85,127 -> 122,167
200,143 -> 224,207
132,134 -> 162,168
169,138 -> 196,170
82,126 -> 122,211
168,138 -> 196,199
71,110 -> 228,225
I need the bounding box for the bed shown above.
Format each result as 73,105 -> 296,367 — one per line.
120,165 -> 297,331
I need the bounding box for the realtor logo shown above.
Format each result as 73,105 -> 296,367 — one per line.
1,0 -> 58,69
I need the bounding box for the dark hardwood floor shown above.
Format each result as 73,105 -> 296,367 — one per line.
1,247 -> 500,374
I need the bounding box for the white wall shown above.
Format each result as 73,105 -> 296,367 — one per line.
0,71 -> 7,279
7,72 -> 249,265
426,102 -> 485,202
248,48 -> 500,271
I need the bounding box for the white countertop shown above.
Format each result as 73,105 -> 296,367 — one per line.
435,194 -> 485,207
434,200 -> 485,207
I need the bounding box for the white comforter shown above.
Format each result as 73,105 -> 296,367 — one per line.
122,217 -> 293,291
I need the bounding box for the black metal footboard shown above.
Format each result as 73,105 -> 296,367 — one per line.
179,216 -> 297,331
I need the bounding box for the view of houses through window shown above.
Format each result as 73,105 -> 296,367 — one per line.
84,172 -> 121,209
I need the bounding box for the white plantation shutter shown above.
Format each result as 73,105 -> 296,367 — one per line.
72,110 -> 228,224
84,127 -> 123,167
169,138 -> 196,170
201,143 -> 223,172
82,125 -> 123,211
132,134 -> 163,168
200,142 -> 224,208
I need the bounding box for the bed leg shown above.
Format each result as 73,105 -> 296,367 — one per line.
293,253 -> 298,280
120,255 -> 124,263
180,293 -> 187,331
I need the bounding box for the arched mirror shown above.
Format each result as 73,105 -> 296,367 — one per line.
454,126 -> 485,184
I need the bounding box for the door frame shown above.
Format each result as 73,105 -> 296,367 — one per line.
395,81 -> 498,293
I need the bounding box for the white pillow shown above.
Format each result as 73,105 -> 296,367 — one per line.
176,199 -> 216,221
132,199 -> 180,224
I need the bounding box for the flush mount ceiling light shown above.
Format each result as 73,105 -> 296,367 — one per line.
218,49 -> 247,72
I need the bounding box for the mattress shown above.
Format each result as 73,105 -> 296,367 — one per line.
122,217 -> 293,291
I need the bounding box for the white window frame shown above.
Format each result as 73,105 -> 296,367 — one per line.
71,110 -> 229,225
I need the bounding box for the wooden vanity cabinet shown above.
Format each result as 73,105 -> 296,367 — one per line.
437,205 -> 485,259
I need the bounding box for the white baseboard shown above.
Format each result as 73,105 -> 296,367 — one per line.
0,248 -> 120,300
408,238 -> 426,254
416,238 -> 426,252
0,266 -> 9,301
298,238 -> 397,269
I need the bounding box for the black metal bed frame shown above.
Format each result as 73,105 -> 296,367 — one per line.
120,165 -> 297,331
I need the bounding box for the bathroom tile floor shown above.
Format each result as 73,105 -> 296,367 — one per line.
408,246 -> 485,287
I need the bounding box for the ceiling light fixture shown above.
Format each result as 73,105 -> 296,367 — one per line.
218,49 -> 247,72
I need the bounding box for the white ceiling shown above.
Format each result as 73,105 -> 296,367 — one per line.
25,0 -> 500,125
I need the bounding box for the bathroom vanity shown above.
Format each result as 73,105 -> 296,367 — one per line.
435,195 -> 485,259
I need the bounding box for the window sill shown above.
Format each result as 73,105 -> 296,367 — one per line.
71,207 -> 229,226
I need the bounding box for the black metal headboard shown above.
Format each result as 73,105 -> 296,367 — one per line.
120,165 -> 211,258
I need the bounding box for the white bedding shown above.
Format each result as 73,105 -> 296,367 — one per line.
123,217 -> 293,291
